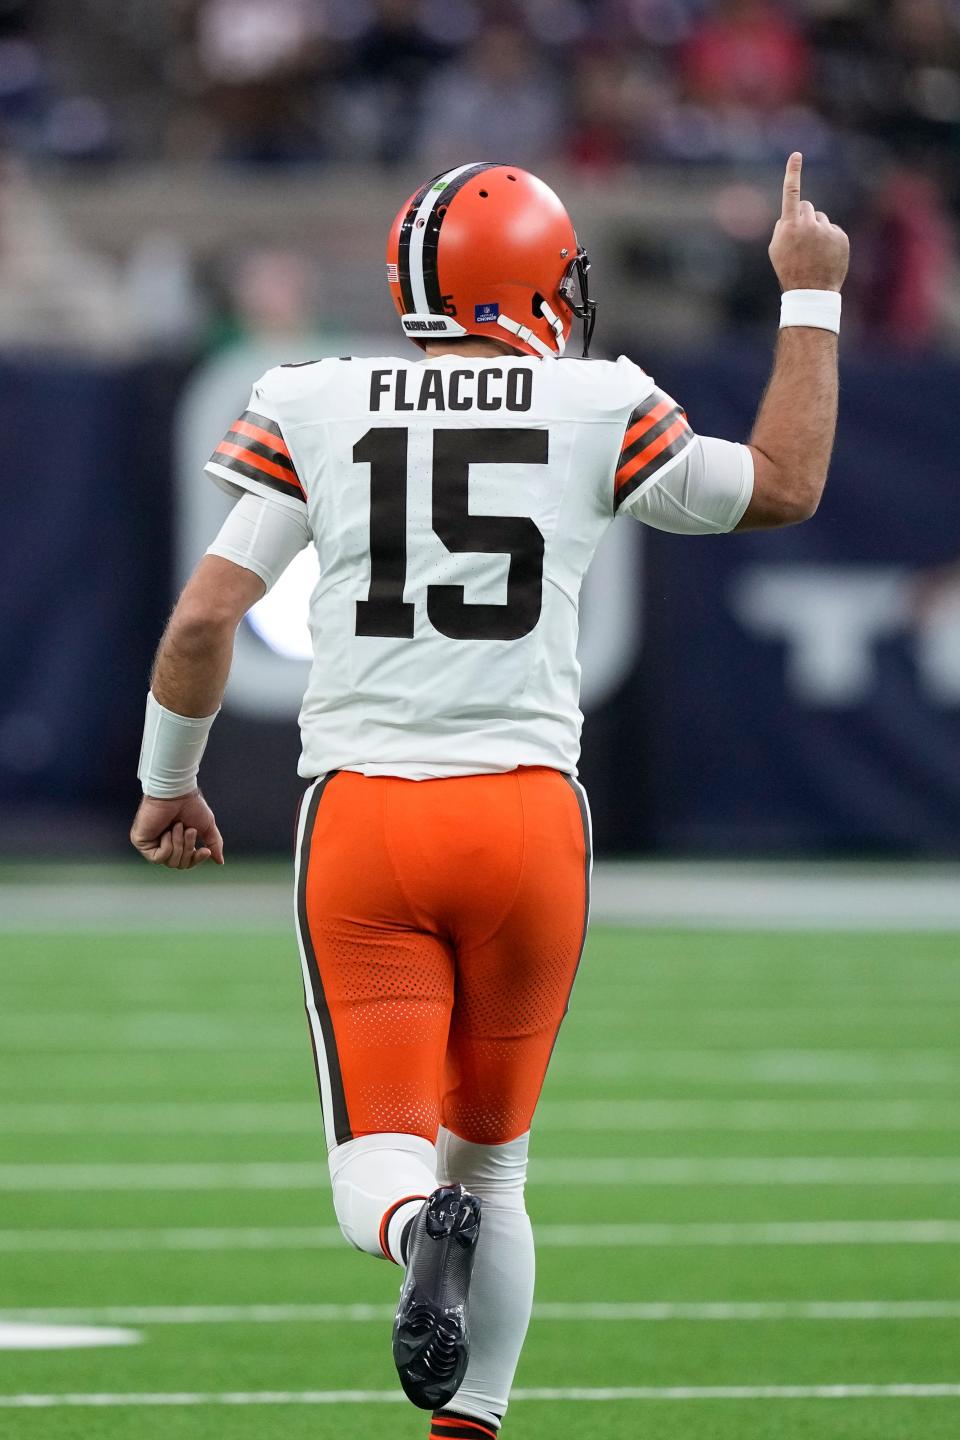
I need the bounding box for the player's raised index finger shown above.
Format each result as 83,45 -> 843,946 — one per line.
781,152 -> 802,219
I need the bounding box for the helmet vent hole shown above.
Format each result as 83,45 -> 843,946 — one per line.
507,174 -> 517,181
437,205 -> 447,218
531,292 -> 545,318
478,189 -> 488,198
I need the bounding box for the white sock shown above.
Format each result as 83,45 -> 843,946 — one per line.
328,1132 -> 436,1261
435,1127 -> 534,1428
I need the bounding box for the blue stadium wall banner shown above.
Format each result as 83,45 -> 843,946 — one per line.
2,348 -> 958,854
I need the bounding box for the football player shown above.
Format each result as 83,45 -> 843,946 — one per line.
131,153 -> 847,1435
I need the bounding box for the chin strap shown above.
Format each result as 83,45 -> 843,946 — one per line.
496,312 -> 562,359
539,301 -> 567,355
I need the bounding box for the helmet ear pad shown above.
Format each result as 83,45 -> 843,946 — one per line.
386,165 -> 582,358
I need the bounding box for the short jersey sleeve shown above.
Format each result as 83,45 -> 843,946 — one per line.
612,384 -> 695,512
204,376 -> 306,510
619,434 -> 754,534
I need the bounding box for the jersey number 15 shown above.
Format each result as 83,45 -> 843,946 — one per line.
354,427 -> 548,642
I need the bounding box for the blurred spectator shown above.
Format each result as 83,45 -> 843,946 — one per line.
652,0 -> 829,162
415,22 -> 563,169
193,0 -> 327,164
210,247 -> 330,349
340,0 -> 450,165
0,0 -> 959,359
851,168 -> 955,352
568,51 -> 637,171
680,0 -> 810,111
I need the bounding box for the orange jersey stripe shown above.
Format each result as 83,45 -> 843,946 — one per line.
615,415 -> 690,492
621,397 -> 673,453
215,440 -> 305,493
231,416 -> 292,456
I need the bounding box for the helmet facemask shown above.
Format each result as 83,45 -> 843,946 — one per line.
559,247 -> 598,358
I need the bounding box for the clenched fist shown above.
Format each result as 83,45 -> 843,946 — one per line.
130,789 -> 224,870
769,152 -> 849,293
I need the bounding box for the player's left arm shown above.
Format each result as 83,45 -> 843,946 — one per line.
618,153 -> 847,536
130,493 -> 310,871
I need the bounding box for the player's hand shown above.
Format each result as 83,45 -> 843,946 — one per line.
769,152 -> 849,293
130,790 -> 224,870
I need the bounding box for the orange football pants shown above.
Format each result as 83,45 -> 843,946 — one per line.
294,767 -> 591,1149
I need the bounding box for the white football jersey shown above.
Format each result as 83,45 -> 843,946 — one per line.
205,353 -> 752,779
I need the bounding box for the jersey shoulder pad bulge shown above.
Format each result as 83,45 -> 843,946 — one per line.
204,364 -> 313,509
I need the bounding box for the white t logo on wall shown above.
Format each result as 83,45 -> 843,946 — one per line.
730,566 -> 960,706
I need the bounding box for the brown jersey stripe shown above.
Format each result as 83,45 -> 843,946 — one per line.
614,424 -> 695,509
210,451 -> 306,503
240,409 -> 285,441
224,429 -> 296,474
620,396 -> 673,456
621,388 -> 667,434
215,440 -> 306,494
232,415 -> 292,457
618,403 -> 682,473
615,414 -> 692,490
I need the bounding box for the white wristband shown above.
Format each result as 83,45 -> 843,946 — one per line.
780,289 -> 841,334
137,691 -> 219,799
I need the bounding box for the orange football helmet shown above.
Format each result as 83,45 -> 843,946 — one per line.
386,162 -> 597,359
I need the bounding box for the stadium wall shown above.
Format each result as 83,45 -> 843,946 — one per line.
3,350 -> 959,856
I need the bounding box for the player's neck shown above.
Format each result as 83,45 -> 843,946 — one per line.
422,339 -> 519,359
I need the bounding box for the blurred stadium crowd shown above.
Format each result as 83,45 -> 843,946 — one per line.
4,0 -> 960,172
0,0 -> 957,352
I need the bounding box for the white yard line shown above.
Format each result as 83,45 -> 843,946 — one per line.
1,1385 -> 959,1408
1,1098 -> 958,1134
534,1157 -> 960,1186
0,1015 -> 293,1053
3,862 -> 960,932
592,864 -> 960,931
1,1157 -> 959,1190
543,1099 -> 960,1132
1,1220 -> 960,1252
537,1220 -> 960,1247
5,1039 -> 957,1080
0,1101 -> 323,1135
4,1301 -> 960,1326
551,1049 -> 960,1085
0,1226 -> 343,1252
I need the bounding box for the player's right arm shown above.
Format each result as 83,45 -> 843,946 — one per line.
738,151 -> 849,529
130,491 -> 310,870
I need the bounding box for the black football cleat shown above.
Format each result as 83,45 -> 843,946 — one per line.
392,1183 -> 482,1410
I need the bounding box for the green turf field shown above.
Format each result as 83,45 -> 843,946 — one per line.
1,910 -> 958,1439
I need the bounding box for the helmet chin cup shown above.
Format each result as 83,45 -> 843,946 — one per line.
559,247 -> 598,357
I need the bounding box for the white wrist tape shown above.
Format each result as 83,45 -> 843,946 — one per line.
780,289 -> 841,333
138,691 -> 218,798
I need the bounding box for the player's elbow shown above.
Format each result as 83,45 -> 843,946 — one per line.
747,450 -> 824,528
779,485 -> 821,525
167,596 -> 237,659
166,558 -> 263,653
